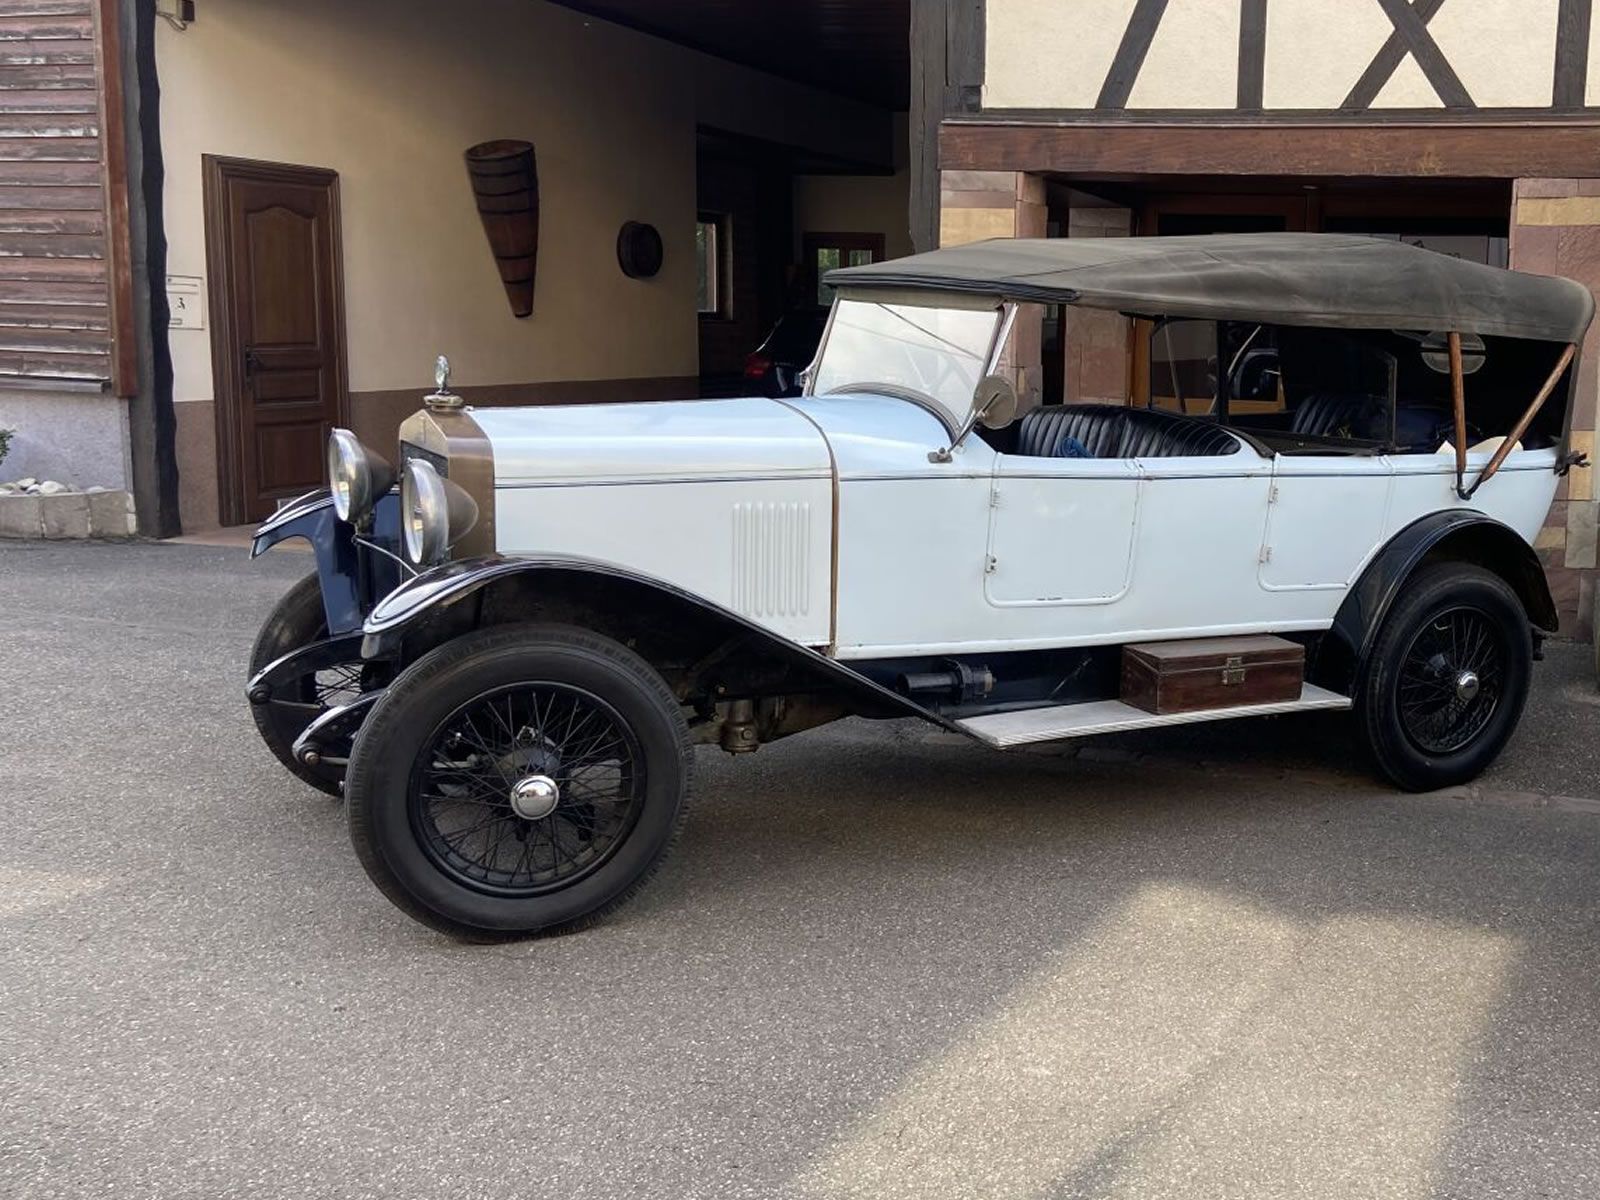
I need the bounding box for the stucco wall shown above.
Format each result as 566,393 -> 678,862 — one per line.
986,0 -> 1578,110
156,0 -> 894,528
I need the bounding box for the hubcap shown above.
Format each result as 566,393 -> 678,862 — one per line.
510,774 -> 560,820
408,681 -> 646,897
1396,606 -> 1505,756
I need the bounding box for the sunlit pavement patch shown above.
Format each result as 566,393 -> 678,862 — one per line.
0,866 -> 110,919
800,882 -> 1513,1200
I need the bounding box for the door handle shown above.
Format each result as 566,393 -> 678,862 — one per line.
243,347 -> 262,376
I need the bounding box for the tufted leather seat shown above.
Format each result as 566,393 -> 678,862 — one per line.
1289,393 -> 1386,440
1015,404 -> 1240,459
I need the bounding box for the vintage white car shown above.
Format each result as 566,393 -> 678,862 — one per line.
247,233 -> 1592,940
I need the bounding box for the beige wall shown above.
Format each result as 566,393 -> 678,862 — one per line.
158,0 -> 894,527
158,0 -> 892,401
986,0 -> 1576,110
793,114 -> 914,266
793,173 -> 914,262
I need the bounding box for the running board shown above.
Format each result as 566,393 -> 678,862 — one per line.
956,684 -> 1352,749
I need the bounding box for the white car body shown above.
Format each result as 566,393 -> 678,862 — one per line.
475,394 -> 1558,659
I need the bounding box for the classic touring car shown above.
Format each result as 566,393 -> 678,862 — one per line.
246,233 -> 1592,939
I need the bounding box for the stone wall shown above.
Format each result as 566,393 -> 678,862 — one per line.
938,171 -> 1046,404
1510,179 -> 1600,642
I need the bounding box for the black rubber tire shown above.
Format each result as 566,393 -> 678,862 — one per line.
345,624 -> 692,941
248,572 -> 346,796
1356,562 -> 1532,792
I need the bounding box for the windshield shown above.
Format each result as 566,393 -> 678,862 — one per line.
809,298 -> 1002,426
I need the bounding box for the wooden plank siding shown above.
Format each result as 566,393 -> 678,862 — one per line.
0,0 -> 128,391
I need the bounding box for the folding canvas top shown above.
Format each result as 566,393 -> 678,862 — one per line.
826,233 -> 1594,344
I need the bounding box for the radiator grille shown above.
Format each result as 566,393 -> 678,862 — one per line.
731,502 -> 811,617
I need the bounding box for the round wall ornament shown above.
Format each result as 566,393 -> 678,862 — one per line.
617,221 -> 664,279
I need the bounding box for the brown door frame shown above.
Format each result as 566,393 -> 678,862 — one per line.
803,230 -> 887,305
202,155 -> 350,527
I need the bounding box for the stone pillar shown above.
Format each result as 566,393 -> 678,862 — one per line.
1065,204 -> 1134,405
939,171 -> 1047,405
1511,179 -> 1600,641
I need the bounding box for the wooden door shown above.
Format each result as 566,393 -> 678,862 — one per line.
204,157 -> 348,525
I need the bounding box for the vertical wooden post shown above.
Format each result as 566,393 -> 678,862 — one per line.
1449,331 -> 1468,498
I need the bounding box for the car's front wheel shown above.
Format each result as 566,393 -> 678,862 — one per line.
1357,562 -> 1532,791
345,624 -> 692,940
248,572 -> 367,796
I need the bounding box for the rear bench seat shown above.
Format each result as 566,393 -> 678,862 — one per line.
1015,403 -> 1240,459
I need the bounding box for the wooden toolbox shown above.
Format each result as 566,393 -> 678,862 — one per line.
1120,635 -> 1305,715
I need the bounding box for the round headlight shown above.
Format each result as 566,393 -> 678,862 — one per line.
326,429 -> 394,524
400,458 -> 479,566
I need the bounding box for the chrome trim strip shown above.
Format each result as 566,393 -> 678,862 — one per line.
254,488 -> 333,537
495,471 -> 835,489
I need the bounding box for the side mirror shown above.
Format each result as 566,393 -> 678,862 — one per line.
930,373 -> 1020,463
974,374 -> 1018,430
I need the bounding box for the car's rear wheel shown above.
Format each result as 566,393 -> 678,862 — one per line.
1357,562 -> 1532,791
248,572 -> 366,796
345,624 -> 692,940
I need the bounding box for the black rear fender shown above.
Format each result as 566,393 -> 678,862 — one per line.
1315,512 -> 1557,693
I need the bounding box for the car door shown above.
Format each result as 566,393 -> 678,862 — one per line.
1259,456 -> 1394,590
985,455 -> 1141,606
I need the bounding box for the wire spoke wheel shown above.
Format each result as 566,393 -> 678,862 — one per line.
408,682 -> 647,897
1395,604 -> 1507,756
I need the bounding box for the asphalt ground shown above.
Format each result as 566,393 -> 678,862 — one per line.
3,539 -> 1599,1199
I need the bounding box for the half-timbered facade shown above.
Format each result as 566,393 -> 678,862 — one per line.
915,0 -> 1600,638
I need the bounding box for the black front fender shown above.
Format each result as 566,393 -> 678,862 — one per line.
1316,511 -> 1557,692
250,488 -> 404,635
358,554 -> 964,733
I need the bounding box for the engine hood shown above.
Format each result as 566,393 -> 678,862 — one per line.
471,397 -> 832,485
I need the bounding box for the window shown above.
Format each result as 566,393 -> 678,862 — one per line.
696,214 -> 727,317
804,232 -> 886,308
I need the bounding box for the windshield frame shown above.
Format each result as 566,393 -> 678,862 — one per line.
802,289 -> 1013,433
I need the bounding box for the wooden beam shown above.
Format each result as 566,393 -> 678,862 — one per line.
92,0 -> 135,396
1343,0 -> 1446,110
908,0 -> 947,252
1370,0 -> 1473,108
946,0 -> 985,113
939,119 -> 1600,179
1096,0 -> 1169,110
1554,0 -> 1593,109
1237,0 -> 1267,110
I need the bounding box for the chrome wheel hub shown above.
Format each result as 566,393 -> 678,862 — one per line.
509,774 -> 560,821
1454,670 -> 1482,703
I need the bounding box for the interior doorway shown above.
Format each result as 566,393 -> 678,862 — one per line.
203,156 -> 349,526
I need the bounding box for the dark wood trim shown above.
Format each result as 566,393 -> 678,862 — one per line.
1237,0 -> 1267,111
202,155 -> 349,528
939,119 -> 1600,178
954,107 -> 1600,126
92,0 -> 135,397
1555,0 -> 1594,109
1370,0 -> 1473,108
1096,0 -> 1169,110
946,0 -> 985,113
909,0 -> 946,251
1342,0 -> 1446,111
